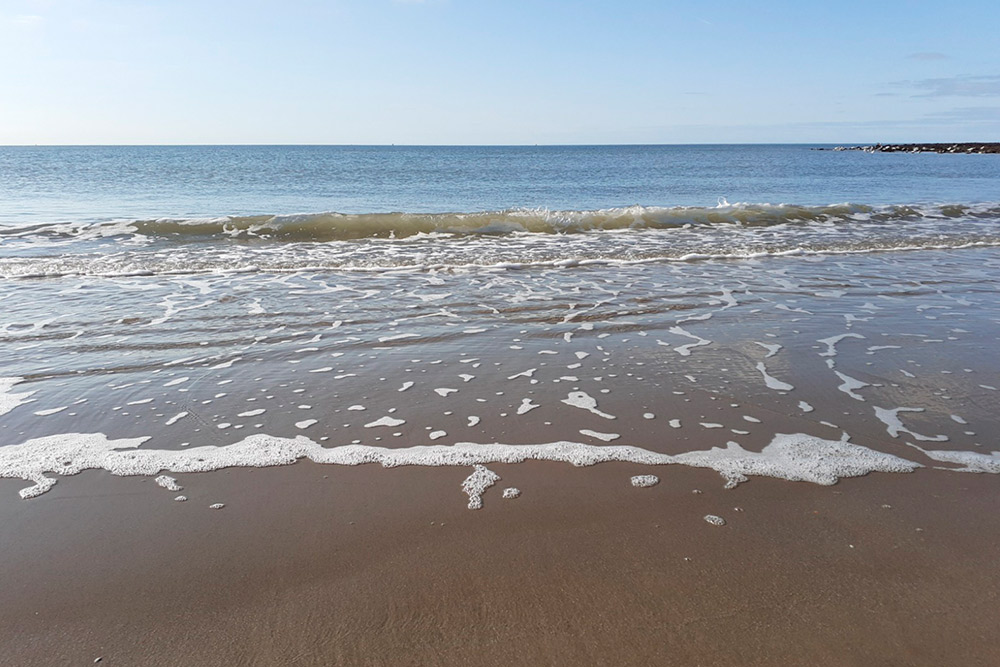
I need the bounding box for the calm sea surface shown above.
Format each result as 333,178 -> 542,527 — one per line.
2,144 -> 1000,223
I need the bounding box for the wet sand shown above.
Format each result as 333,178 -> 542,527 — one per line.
1,450 -> 999,666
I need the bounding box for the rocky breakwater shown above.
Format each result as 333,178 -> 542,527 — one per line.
825,143 -> 1000,154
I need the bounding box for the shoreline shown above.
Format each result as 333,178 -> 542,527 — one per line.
2,245 -> 999,664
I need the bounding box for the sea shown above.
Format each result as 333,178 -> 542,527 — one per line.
1,145 -> 999,502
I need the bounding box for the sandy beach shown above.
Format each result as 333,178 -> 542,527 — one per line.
2,243 -> 999,665
2,454 -> 999,665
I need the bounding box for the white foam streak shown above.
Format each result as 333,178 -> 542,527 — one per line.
0,377 -> 36,417
908,445 -> 1000,473
755,362 -> 794,391
0,431 -> 922,501
874,407 -> 949,442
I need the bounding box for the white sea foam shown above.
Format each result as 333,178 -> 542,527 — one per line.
798,401 -> 815,413
908,445 -> 1000,473
0,431 -> 923,501
378,333 -> 419,343
365,416 -> 406,428
165,411 -> 188,426
154,475 -> 182,491
818,333 -> 865,357
561,391 -> 615,419
756,362 -> 794,391
0,377 -> 36,416
670,433 -> 920,489
834,371 -> 869,401
755,342 -> 782,358
704,515 -> 726,526
873,407 -> 948,442
502,487 -> 521,499
238,409 -> 266,417
661,326 -> 711,356
631,475 -> 659,487
517,398 -> 539,415
580,429 -> 620,441
462,465 -> 500,510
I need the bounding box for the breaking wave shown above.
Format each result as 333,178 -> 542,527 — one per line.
2,201 -> 999,278
3,201 -> 999,242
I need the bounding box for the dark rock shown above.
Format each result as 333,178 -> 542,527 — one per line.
827,143 -> 1000,154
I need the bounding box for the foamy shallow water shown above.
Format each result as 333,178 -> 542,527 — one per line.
1,241 -> 999,509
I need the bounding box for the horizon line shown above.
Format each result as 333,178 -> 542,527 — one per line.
0,141 -> 946,148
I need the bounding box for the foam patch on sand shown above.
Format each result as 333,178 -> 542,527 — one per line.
461,465 -> 500,510
659,327 -> 711,356
0,431 -> 924,502
0,377 -> 36,417
580,429 -> 620,442
670,433 -> 921,489
908,445 -> 1000,473
561,391 -> 615,419
756,362 -> 793,391
818,333 -> 865,357
154,475 -> 182,491
874,407 -> 949,442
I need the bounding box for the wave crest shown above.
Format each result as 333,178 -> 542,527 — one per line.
5,201 -> 996,242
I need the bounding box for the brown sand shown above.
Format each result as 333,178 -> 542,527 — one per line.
1,442 -> 998,666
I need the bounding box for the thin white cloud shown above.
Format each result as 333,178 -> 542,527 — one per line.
10,14 -> 44,27
896,74 -> 1000,98
906,52 -> 948,61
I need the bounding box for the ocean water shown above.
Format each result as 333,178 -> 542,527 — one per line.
1,145 -> 999,503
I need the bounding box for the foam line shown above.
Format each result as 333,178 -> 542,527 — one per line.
907,444 -> 1000,473
0,431 -> 922,500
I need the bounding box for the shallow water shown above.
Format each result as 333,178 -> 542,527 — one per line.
1,145 -> 999,503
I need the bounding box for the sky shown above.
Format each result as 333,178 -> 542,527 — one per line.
1,0 -> 999,145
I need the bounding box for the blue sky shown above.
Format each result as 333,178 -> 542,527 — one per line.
2,0 -> 999,144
